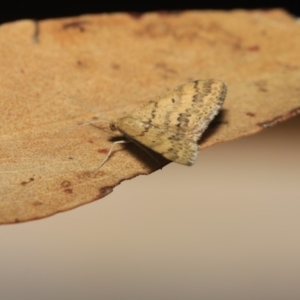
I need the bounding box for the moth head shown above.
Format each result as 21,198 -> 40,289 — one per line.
109,120 -> 118,132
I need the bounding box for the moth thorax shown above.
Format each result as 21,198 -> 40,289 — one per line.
109,120 -> 118,131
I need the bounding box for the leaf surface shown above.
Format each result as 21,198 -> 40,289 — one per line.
1,9 -> 300,223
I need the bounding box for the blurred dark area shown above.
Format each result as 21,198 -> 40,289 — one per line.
0,1 -> 299,24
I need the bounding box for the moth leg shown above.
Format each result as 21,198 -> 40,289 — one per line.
94,140 -> 130,171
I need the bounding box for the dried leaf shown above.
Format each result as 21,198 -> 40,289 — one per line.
1,9 -> 300,224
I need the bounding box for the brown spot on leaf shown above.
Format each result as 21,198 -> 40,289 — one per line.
111,63 -> 120,69
91,186 -> 114,201
21,177 -> 34,186
98,148 -> 108,154
100,186 -> 113,195
246,112 -> 256,117
32,201 -> 43,206
254,80 -> 268,92
143,22 -> 171,38
62,21 -> 90,32
258,107 -> 300,128
247,45 -> 260,51
64,188 -> 73,194
129,12 -> 144,19
61,181 -> 71,188
155,62 -> 177,74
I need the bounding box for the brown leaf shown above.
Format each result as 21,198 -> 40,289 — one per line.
1,9 -> 300,224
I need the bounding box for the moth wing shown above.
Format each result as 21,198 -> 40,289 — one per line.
115,79 -> 227,165
116,117 -> 199,165
127,79 -> 227,141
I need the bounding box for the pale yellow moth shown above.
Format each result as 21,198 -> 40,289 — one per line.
100,79 -> 227,168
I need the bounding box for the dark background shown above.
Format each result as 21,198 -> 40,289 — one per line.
1,1 -> 299,24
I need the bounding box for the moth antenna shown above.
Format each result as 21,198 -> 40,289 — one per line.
77,120 -> 110,127
62,93 -> 110,121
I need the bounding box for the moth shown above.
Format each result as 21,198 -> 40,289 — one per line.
100,79 -> 227,168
